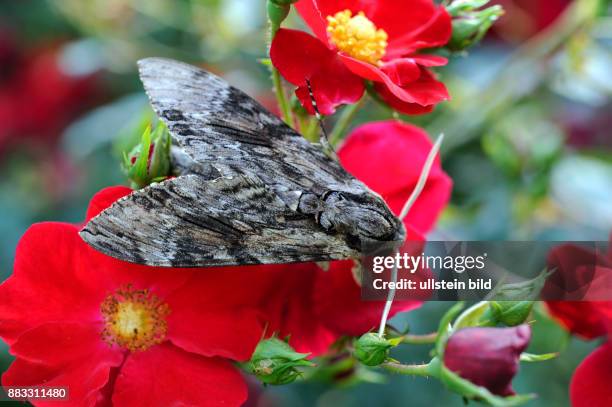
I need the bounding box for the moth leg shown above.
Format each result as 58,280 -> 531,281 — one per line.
305,79 -> 339,162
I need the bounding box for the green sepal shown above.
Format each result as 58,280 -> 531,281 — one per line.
520,352 -> 558,363
243,337 -> 314,385
123,122 -> 171,189
435,302 -> 465,357
453,301 -> 491,329
354,333 -> 397,367
267,0 -> 291,30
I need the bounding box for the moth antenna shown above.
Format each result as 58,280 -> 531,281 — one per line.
305,79 -> 339,161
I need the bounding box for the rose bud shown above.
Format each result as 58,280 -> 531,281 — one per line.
267,0 -> 298,28
244,337 -> 313,385
446,0 -> 504,52
443,325 -> 531,396
123,122 -> 171,188
488,301 -> 534,326
354,333 -> 395,366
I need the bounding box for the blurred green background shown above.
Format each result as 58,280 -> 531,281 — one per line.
0,0 -> 610,405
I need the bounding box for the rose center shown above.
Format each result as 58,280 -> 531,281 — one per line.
327,10 -> 388,66
100,284 -> 170,352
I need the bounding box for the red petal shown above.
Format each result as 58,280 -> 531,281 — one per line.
545,301 -> 612,340
2,351 -> 122,406
4,322 -> 123,407
341,55 -> 449,106
375,84 -> 435,115
167,308 -> 262,361
82,248 -> 194,305
380,59 -> 421,86
314,259 -> 423,336
207,263 -> 338,355
544,243 -> 612,299
295,55 -> 364,115
10,322 -> 121,367
338,121 -> 452,233
544,242 -> 612,338
253,263 -> 338,355
271,29 -> 364,115
409,54 -> 449,67
385,6 -> 452,58
0,223 -> 101,344
270,28 -> 335,86
160,266 -> 272,360
295,0 -> 330,46
112,343 -> 247,407
85,186 -> 132,222
571,343 -> 612,407
166,298 -> 262,361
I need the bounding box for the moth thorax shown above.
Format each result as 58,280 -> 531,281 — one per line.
327,10 -> 388,66
100,284 -> 170,352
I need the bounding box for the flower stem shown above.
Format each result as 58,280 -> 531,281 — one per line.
268,19 -> 292,127
271,66 -> 293,126
401,333 -> 438,345
329,97 -> 366,147
302,116 -> 320,142
381,361 -> 433,377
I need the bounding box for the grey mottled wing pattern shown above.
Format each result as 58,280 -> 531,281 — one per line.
80,174 -> 358,267
138,57 -> 367,197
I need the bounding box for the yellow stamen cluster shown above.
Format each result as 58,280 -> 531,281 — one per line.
327,10 -> 388,66
101,284 -> 170,352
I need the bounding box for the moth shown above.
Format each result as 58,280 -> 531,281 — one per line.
80,57 -> 405,267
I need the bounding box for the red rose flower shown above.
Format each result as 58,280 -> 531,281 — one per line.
546,236 -> 612,406
570,343 -> 612,407
544,237 -> 612,339
338,120 -> 452,233
444,325 -> 531,396
270,0 -> 451,115
0,187 -> 263,406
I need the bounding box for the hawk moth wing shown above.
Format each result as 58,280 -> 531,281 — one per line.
80,58 -> 405,267
81,174 -> 358,267
136,57 -> 362,195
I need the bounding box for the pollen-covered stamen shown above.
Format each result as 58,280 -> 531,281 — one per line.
327,10 -> 388,66
100,284 -> 170,352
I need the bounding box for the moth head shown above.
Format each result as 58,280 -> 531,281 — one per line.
317,191 -> 405,253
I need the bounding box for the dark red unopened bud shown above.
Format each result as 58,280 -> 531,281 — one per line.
443,325 -> 531,396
